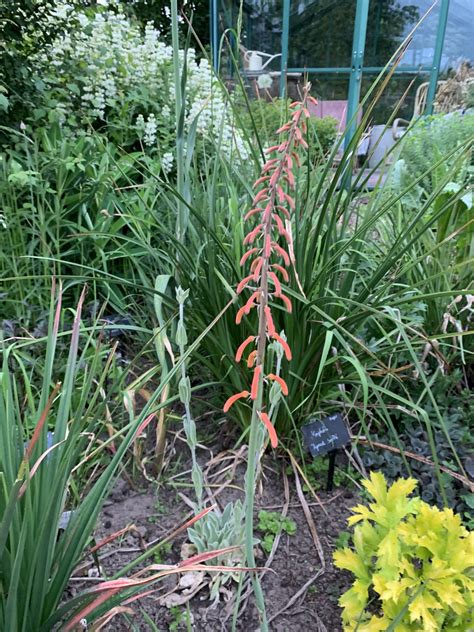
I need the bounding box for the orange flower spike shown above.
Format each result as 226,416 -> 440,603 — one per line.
258,412 -> 278,448
250,365 -> 262,400
266,373 -> 289,396
235,336 -> 256,363
247,349 -> 257,368
223,390 -> 250,413
240,247 -> 260,267
264,305 -> 276,336
272,333 -> 292,360
271,263 -> 289,282
268,271 -> 282,296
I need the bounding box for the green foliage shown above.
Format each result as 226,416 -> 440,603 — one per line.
0,0 -> 74,132
240,97 -> 338,160
0,125 -> 172,325
334,472 -> 474,632
301,457 -> 356,493
153,541 -> 173,564
257,510 -> 297,554
0,288 -> 137,629
362,368 -> 473,518
394,113 -> 474,192
122,0 -> 209,46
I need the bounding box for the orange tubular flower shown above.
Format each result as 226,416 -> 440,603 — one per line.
240,247 -> 260,266
266,373 -> 289,396
250,365 -> 262,400
271,264 -> 289,282
223,390 -> 250,413
247,350 -> 257,368
272,333 -> 292,361
258,412 -> 278,448
264,305 -> 276,336
235,336 -> 256,363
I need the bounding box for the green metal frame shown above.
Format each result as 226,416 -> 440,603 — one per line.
279,0 -> 290,97
345,0 -> 370,149
425,0 -> 450,115
210,0 -> 219,70
211,0 -> 452,119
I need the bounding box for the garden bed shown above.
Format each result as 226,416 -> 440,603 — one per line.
74,423 -> 356,631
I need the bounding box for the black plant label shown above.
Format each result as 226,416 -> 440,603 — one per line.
301,413 -> 351,457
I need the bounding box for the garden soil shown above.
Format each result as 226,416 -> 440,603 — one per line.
75,424 -> 356,631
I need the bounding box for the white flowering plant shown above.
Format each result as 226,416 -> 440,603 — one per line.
30,6 -> 250,170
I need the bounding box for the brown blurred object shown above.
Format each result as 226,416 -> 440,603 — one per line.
435,61 -> 474,113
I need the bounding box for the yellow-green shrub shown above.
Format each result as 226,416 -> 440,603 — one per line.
334,472 -> 473,631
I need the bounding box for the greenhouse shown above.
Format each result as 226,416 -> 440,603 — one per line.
0,1 -> 473,630
212,1 -> 474,119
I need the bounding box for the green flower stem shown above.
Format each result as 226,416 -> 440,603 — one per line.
244,388 -> 268,631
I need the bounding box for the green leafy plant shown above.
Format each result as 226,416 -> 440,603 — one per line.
256,511 -> 297,554
334,472 -> 473,631
27,6 -> 249,163
240,96 -> 338,160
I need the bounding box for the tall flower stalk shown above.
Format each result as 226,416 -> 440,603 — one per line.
225,84 -> 314,629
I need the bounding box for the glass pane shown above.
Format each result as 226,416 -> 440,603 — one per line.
365,1 -> 439,69
309,73 -> 350,103
442,0 -> 474,70
218,0 -> 284,78
360,73 -> 430,123
288,1 -> 357,69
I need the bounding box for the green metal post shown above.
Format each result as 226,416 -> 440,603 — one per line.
210,0 -> 219,71
280,0 -> 290,97
425,0 -> 450,115
345,0 -> 370,150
